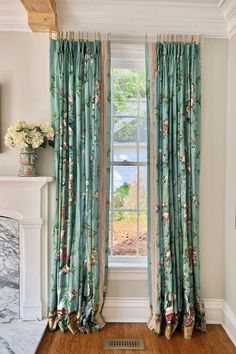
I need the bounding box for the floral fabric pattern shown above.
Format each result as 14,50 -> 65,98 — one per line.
145,41 -> 206,339
49,38 -> 110,334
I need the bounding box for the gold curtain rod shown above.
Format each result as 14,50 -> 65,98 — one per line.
146,33 -> 201,44
49,30 -> 201,44
49,30 -> 111,41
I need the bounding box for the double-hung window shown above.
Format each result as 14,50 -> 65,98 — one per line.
109,44 -> 147,265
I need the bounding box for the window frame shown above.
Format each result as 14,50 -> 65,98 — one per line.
109,43 -> 147,267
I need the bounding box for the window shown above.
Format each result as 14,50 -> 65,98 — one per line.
109,56 -> 147,263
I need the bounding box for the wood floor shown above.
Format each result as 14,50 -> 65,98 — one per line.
36,323 -> 236,354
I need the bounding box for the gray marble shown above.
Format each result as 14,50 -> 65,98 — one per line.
0,319 -> 47,354
0,216 -> 47,354
0,217 -> 20,323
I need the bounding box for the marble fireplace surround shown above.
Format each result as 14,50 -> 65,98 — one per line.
0,176 -> 53,321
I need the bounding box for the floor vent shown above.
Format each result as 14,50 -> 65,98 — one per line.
104,338 -> 145,350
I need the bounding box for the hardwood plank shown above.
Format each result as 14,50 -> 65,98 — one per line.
36,323 -> 236,354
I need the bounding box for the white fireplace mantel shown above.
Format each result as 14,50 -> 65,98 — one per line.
0,176 -> 54,320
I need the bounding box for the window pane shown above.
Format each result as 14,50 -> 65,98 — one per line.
139,166 -> 147,209
108,211 -> 112,255
113,166 -> 137,209
139,70 -> 146,99
138,212 -> 147,256
112,69 -> 138,116
113,146 -> 137,162
112,212 -> 137,256
113,117 -> 138,162
139,70 -> 146,116
139,145 -> 147,162
139,99 -> 147,116
113,117 -> 137,143
139,117 -> 147,144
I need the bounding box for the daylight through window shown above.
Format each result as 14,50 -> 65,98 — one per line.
109,68 -> 147,257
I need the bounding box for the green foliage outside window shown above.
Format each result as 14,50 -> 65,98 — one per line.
113,69 -> 145,114
113,182 -> 129,209
112,68 -> 146,141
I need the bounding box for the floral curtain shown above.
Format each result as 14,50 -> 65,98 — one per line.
49,38 -> 111,334
145,40 -> 206,339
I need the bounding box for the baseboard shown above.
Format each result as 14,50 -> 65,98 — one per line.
222,302 -> 236,347
103,297 -> 224,324
21,301 -> 43,321
204,299 -> 224,324
103,297 -> 150,322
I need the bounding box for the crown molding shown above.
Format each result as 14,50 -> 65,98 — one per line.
0,0 -> 29,31
0,0 -> 235,39
219,0 -> 236,37
58,0 -> 219,7
218,0 -> 226,7
0,16 -> 29,31
56,0 -> 228,39
59,21 -> 228,40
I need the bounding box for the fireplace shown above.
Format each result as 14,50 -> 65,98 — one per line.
0,176 -> 53,321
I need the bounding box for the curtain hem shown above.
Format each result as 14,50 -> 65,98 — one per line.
48,309 -> 106,335
147,310 -> 206,339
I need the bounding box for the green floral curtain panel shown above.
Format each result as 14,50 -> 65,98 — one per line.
49,38 -> 111,334
145,41 -> 206,339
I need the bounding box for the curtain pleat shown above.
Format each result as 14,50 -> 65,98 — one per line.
49,38 -> 110,334
146,41 -> 206,339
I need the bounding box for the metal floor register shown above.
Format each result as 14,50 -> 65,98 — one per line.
104,338 -> 145,350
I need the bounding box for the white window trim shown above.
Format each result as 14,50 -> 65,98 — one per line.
109,43 -> 147,268
108,261 -> 148,281
111,43 -> 145,70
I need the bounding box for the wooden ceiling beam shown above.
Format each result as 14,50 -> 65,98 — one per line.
20,0 -> 58,32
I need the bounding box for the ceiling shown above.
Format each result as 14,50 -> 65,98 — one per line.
1,0 -> 236,39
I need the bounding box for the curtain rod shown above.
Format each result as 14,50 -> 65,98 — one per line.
49,30 -> 201,44
49,30 -> 111,41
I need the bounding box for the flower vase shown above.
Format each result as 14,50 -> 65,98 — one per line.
18,148 -> 38,177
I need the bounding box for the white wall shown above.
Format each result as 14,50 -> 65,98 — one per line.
0,32 -> 53,177
225,34 -> 236,314
0,32 -> 228,305
200,38 -> 228,300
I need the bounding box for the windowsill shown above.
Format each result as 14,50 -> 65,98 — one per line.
108,256 -> 148,280
108,256 -> 147,267
109,262 -> 147,269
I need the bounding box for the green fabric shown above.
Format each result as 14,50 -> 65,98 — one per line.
49,38 -> 110,333
146,41 -> 206,334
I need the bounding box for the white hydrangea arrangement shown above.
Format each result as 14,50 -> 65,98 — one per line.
4,120 -> 54,149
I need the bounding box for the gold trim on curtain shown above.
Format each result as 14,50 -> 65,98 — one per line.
147,42 -> 159,333
94,40 -> 109,328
